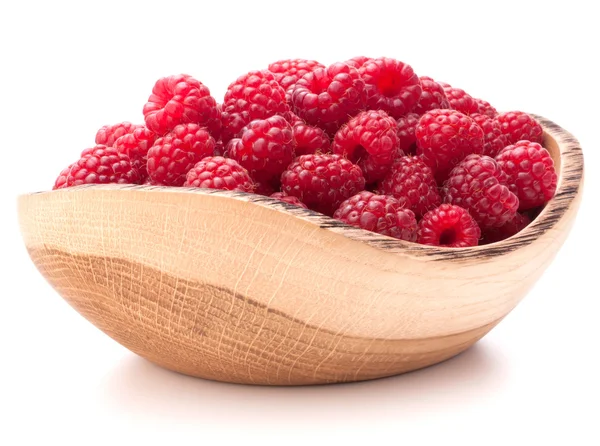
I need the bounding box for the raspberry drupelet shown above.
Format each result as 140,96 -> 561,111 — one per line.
113,126 -> 157,181
443,154 -> 519,228
268,59 -> 325,101
473,98 -> 498,118
183,156 -> 254,192
412,76 -> 450,115
95,122 -> 142,147
359,57 -> 422,119
292,122 -> 330,156
440,83 -> 479,115
280,154 -> 365,216
495,140 -> 557,210
470,113 -> 508,158
143,74 -> 220,137
334,191 -> 418,241
396,113 -> 420,154
496,111 -> 543,145
146,123 -> 215,186
417,204 -> 481,247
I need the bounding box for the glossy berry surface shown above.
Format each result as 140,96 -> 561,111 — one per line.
417,204 -> 481,247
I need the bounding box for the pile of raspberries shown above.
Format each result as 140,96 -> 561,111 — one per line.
53,58 -> 558,247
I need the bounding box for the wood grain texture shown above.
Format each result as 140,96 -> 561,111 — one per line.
18,116 -> 583,385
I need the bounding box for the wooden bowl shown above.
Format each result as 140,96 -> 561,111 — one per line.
18,116 -> 583,386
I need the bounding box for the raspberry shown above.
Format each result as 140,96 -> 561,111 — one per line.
442,154 -> 519,228
378,156 -> 441,217
359,58 -> 421,118
481,212 -> 531,244
113,126 -> 157,180
143,74 -> 219,136
291,62 -> 366,135
53,163 -> 74,190
332,110 -> 400,183
254,180 -> 276,196
417,204 -> 481,247
280,154 -> 365,216
496,111 -> 543,145
415,109 -> 484,181
228,115 -> 295,183
412,76 -> 450,115
183,156 -> 254,192
213,139 -> 226,157
268,59 -> 325,101
473,98 -> 498,118
334,191 -> 418,241
495,140 -> 557,210
56,145 -> 140,188
396,113 -> 420,154
147,123 -> 215,186
283,111 -> 305,126
220,70 -> 289,142
345,56 -> 371,69
270,192 -> 308,208
440,83 -> 478,115
470,113 -> 508,158
293,122 -> 330,156
95,122 -> 141,147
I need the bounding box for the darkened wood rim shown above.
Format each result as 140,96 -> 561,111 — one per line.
26,115 -> 583,261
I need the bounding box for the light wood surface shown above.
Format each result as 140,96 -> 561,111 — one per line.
18,116 -> 584,385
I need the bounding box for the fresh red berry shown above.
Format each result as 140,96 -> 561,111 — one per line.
440,83 -> 478,115
183,156 -> 254,192
113,126 -> 157,180
293,122 -> 330,156
280,154 -> 365,216
228,115 -> 295,183
470,113 -> 508,158
495,140 -> 557,210
359,58 -> 421,119
220,70 -> 289,143
416,109 -> 484,181
417,204 -> 481,247
95,122 -> 141,147
283,111 -> 305,126
496,111 -> 543,145
396,113 -> 420,154
443,154 -> 519,228
378,156 -> 441,217
332,110 -> 400,183
412,76 -> 450,115
345,56 -> 371,69
473,98 -> 498,118
334,191 -> 418,241
147,123 -> 215,186
481,212 -> 531,244
268,59 -> 325,101
53,163 -> 74,190
291,62 -> 366,136
56,145 -> 140,188
270,192 -> 308,208
143,74 -> 219,137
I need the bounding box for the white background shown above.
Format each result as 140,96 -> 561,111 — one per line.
1,0 -> 598,444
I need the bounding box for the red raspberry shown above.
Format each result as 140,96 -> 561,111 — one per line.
412,76 -> 450,115
496,111 -> 543,145
443,154 -> 519,228
417,204 -> 481,247
359,58 -> 421,118
481,212 -> 531,244
147,123 -> 215,186
293,122 -> 330,156
113,126 -> 157,180
291,62 -> 366,136
440,83 -> 478,115
143,74 -> 219,136
53,163 -> 74,190
56,145 -> 140,188
345,56 -> 371,69
332,110 -> 400,183
495,140 -> 557,210
183,156 -> 254,192
220,70 -> 289,142
95,122 -> 141,147
254,180 -> 276,196
396,113 -> 420,154
378,156 -> 441,217
415,109 -> 484,181
282,111 -> 305,126
470,113 -> 508,158
268,59 -> 325,101
334,191 -> 418,241
473,98 -> 498,118
280,154 -> 365,216
270,192 -> 308,209
228,115 -> 295,183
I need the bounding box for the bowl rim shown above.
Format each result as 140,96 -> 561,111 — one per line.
24,115 -> 583,261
